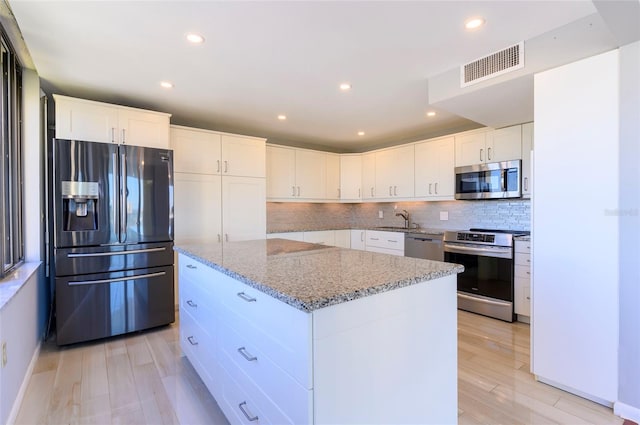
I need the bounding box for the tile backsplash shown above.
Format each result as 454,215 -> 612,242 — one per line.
267,199 -> 531,232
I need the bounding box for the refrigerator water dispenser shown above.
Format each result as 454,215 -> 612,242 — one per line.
61,181 -> 100,231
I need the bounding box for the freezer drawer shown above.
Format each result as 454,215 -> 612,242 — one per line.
54,242 -> 173,276
56,265 -> 175,345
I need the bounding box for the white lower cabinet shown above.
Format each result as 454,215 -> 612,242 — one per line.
178,253 -> 457,425
333,229 -> 351,248
350,229 -> 366,251
364,230 -> 404,256
514,240 -> 531,320
302,230 -> 335,246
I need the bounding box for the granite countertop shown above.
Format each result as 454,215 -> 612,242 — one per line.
175,239 -> 463,313
268,227 -> 446,235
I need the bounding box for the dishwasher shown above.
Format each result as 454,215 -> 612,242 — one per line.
404,232 -> 444,261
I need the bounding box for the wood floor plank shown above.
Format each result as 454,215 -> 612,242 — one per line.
13,370 -> 56,425
133,360 -> 180,424
106,352 -> 141,410
80,343 -> 108,402
47,346 -> 84,425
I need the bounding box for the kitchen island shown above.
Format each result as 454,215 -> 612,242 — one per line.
175,239 -> 463,425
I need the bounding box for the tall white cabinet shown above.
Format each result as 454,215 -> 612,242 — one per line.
171,125 -> 266,244
532,49 -> 619,405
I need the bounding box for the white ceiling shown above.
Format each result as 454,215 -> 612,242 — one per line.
6,1 -> 635,152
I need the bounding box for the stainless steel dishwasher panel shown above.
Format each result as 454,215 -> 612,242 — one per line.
404,233 -> 444,261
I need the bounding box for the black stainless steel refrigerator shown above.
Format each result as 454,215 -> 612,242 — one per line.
50,139 -> 175,345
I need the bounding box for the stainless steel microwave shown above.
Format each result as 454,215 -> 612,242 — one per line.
454,160 -> 521,200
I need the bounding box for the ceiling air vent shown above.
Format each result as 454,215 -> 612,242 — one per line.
461,41 -> 524,87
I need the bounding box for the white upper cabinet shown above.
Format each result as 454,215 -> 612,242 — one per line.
455,126 -> 522,167
340,154 -> 362,201
414,137 -> 455,200
266,145 -> 335,201
171,126 -> 266,178
455,131 -> 488,167
375,145 -> 414,199
521,122 -> 534,198
266,145 -> 296,198
325,153 -> 341,200
171,127 -> 221,174
221,134 -> 266,178
295,149 -> 326,199
54,94 -> 170,148
361,152 -> 376,200
486,125 -> 522,163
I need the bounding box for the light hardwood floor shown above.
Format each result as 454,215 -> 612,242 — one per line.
14,311 -> 623,425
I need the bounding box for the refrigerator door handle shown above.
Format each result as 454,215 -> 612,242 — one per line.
67,247 -> 167,258
112,152 -> 119,240
120,152 -> 127,243
68,271 -> 166,286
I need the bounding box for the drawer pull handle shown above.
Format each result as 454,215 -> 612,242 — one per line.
526,271 -> 531,275
238,402 -> 259,422
388,240 -> 397,243
237,292 -> 257,302
186,300 -> 197,308
237,347 -> 258,362
186,264 -> 197,269
187,336 -> 198,346
370,237 -> 379,241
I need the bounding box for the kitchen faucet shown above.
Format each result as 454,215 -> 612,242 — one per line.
395,209 -> 410,228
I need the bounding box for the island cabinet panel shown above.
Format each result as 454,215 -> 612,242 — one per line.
312,273 -> 458,424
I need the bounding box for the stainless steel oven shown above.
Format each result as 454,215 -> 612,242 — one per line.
443,229 -> 525,322
455,160 -> 521,200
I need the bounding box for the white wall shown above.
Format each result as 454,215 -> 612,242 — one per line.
532,49 -> 619,403
617,40 -> 640,420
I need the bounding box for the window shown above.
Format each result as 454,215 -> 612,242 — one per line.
0,28 -> 23,276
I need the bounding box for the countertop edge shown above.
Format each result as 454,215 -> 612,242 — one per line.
174,246 -> 463,313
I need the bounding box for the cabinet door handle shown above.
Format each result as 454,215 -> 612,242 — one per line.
111,127 -> 116,143
480,148 -> 484,162
371,187 -> 374,197
488,147 -> 492,161
360,231 -> 364,242
217,234 -> 221,243
186,264 -> 197,269
394,186 -> 397,196
297,186 -> 301,196
217,160 -> 221,173
388,240 -> 398,243
435,182 -> 438,194
429,183 -> 432,195
526,271 -> 531,275
186,300 -> 197,308
338,188 -> 341,198
358,188 -> 361,198
121,129 -> 126,144
237,292 -> 257,302
224,160 -> 228,173
237,347 -> 258,362
370,237 -> 379,241
187,336 -> 198,346
225,233 -> 229,242
524,177 -> 529,191
292,186 -> 296,196
389,186 -> 392,196
526,296 -> 531,300
238,402 -> 259,422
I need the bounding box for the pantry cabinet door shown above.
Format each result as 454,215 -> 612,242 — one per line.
222,176 -> 266,242
174,173 -> 222,243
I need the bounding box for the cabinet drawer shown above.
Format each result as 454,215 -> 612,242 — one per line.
218,361 -> 270,425
365,230 -> 404,250
215,270 -> 312,388
179,275 -> 217,332
515,252 -> 531,266
514,278 -> 531,317
180,309 -> 216,385
365,245 -> 404,256
515,240 -> 531,254
218,320 -> 311,424
515,265 -> 531,279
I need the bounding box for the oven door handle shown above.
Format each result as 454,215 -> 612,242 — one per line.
458,292 -> 512,307
444,243 -> 512,259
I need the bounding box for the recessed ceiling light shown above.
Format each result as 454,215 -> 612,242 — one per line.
340,83 -> 352,91
357,131 -> 365,136
186,33 -> 205,44
160,81 -> 174,89
277,115 -> 287,121
465,17 -> 485,30
426,111 -> 436,117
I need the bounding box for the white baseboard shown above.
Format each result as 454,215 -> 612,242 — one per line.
536,376 -> 613,407
614,401 -> 640,423
6,340 -> 42,425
